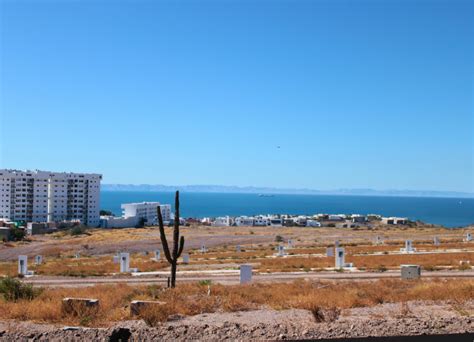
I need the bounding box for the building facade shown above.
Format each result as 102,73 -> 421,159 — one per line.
0,169 -> 102,226
121,202 -> 171,225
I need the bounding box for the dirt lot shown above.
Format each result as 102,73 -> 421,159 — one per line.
1,225 -> 473,277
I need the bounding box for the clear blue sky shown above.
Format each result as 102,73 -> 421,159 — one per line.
0,0 -> 473,192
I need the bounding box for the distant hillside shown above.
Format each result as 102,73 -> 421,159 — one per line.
101,184 -> 474,198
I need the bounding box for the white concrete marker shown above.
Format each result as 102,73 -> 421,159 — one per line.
287,239 -> 293,248
240,264 -> 252,284
34,255 -> 43,265
18,255 -> 28,275
335,240 -> 340,247
182,253 -> 190,264
466,233 -> 472,242
155,250 -> 161,261
433,237 -> 440,246
326,247 -> 334,257
236,245 -> 241,253
277,245 -> 285,257
119,253 -> 130,273
335,247 -> 345,268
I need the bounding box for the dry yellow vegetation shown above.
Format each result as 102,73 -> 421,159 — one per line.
0,279 -> 472,327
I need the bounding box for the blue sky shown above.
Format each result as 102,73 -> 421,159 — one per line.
0,0 -> 473,192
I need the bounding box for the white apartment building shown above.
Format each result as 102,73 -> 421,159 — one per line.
0,169 -> 102,226
121,202 -> 171,225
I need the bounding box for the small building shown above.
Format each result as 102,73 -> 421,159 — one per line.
269,218 -> 283,227
381,217 -> 408,225
121,202 -> 172,226
234,216 -> 254,226
351,215 -> 367,223
99,215 -> 139,228
254,216 -> 270,226
212,216 -> 232,227
306,220 -> 321,227
0,227 -> 11,242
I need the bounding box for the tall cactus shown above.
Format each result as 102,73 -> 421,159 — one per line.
157,190 -> 185,288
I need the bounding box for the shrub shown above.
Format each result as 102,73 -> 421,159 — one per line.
70,225 -> 88,236
275,235 -> 284,242
10,227 -> 26,241
139,304 -> 173,326
0,277 -> 41,301
376,265 -> 387,273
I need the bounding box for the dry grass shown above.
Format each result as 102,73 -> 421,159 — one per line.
0,278 -> 472,327
257,252 -> 474,272
0,255 -> 169,277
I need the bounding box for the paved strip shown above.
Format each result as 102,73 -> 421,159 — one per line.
22,270 -> 474,287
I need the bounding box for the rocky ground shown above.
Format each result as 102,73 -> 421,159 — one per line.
1,301 -> 473,341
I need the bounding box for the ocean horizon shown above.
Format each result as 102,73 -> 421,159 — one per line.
100,191 -> 474,228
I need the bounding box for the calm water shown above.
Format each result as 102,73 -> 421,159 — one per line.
100,191 -> 474,228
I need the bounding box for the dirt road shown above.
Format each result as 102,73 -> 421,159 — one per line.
22,269 -> 474,287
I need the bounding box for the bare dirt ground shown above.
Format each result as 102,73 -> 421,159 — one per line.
1,225 -> 472,261
1,300 -> 472,341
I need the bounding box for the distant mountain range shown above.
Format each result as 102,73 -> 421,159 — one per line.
102,184 -> 474,198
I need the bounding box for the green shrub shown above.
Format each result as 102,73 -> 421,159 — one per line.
0,277 -> 42,301
70,225 -> 88,236
10,227 -> 26,241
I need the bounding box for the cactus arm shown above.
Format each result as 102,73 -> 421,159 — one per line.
157,206 -> 173,264
177,236 -> 185,258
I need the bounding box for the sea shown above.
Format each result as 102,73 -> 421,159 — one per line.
100,191 -> 474,228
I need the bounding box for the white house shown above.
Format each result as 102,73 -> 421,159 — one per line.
99,215 -> 139,228
381,217 -> 408,225
306,220 -> 321,227
121,202 -> 171,225
234,216 -> 254,226
254,216 -> 270,226
212,216 -> 232,227
0,169 -> 102,226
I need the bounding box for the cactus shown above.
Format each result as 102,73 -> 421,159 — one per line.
157,190 -> 185,288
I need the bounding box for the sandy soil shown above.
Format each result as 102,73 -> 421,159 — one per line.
0,300 -> 472,340
1,225 -> 472,261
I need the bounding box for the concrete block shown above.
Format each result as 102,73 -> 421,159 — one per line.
335,247 -> 345,268
18,255 -> 28,275
326,247 -> 334,257
401,265 -> 421,279
154,250 -> 161,261
182,253 -> 190,264
240,264 -> 252,284
62,298 -> 99,315
433,237 -> 440,246
276,245 -> 285,256
34,255 -> 43,265
236,245 -> 241,253
119,253 -> 130,273
130,300 -> 166,316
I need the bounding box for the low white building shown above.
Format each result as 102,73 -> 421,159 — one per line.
254,216 -> 270,226
212,216 -> 232,227
306,220 -> 321,227
381,217 -> 408,225
234,216 -> 254,226
121,202 -> 171,225
99,215 -> 138,228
